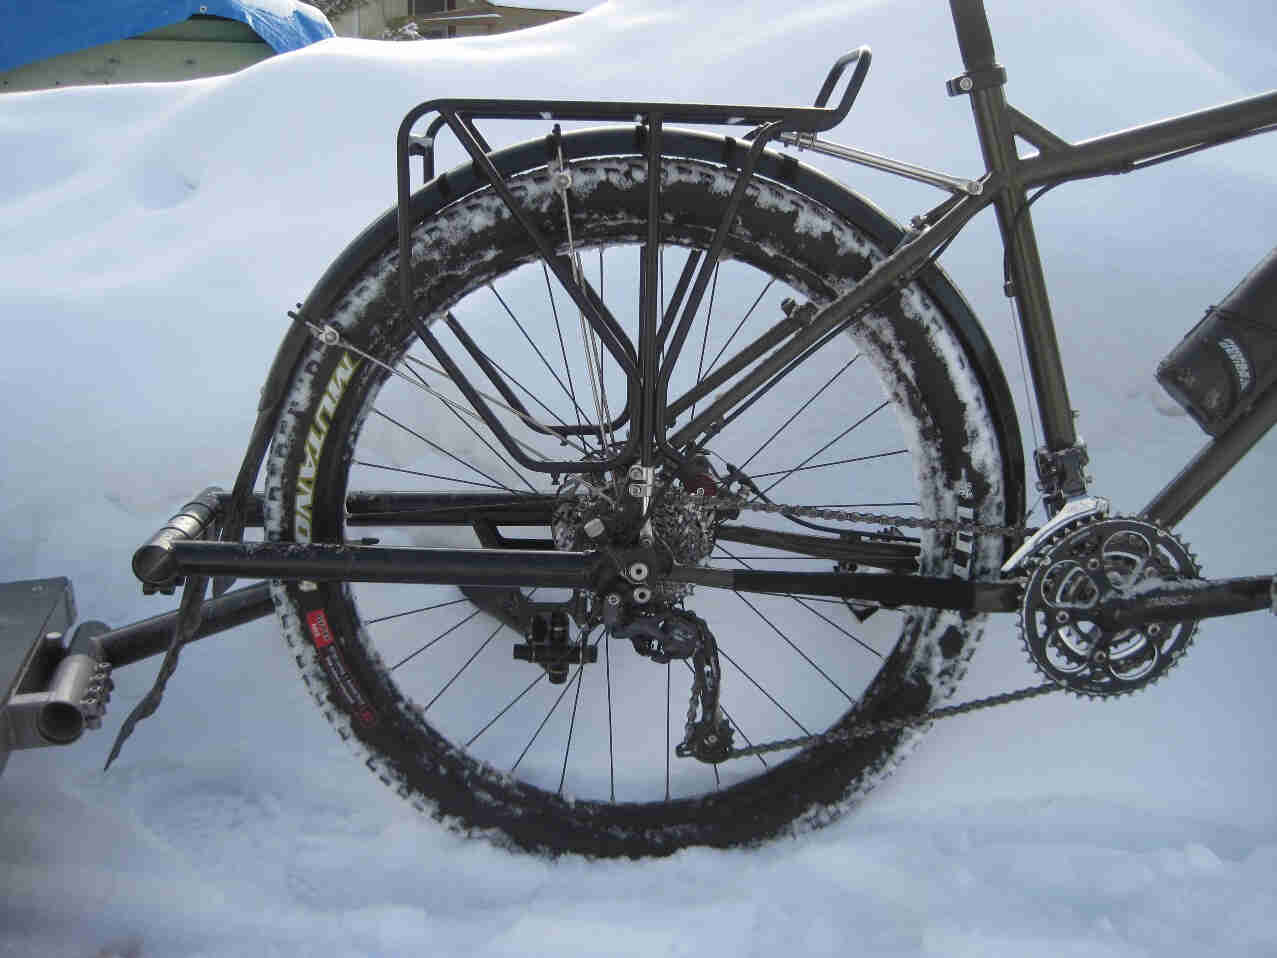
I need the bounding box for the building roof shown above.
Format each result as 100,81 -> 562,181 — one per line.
0,1 -> 334,73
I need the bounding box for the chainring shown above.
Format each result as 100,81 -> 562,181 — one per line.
1020,515 -> 1200,697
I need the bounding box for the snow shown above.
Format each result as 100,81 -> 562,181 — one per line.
497,1 -> 607,10
2,0 -> 1276,954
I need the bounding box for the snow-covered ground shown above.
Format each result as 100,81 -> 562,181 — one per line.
2,1 -> 1275,955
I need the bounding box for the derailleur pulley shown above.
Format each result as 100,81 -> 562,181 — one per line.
606,605 -> 734,763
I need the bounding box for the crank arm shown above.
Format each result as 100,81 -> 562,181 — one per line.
1096,575 -> 1275,628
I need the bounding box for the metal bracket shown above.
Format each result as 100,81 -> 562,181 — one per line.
1034,441 -> 1092,510
776,131 -> 983,195
946,65 -> 1007,97
628,464 -> 656,500
1001,495 -> 1110,574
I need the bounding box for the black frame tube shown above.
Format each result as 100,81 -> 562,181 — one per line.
98,583 -> 275,669
172,541 -> 598,588
945,0 -> 1277,519
1141,381 -> 1277,527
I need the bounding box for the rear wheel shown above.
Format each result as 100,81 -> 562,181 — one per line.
264,136 -> 1016,856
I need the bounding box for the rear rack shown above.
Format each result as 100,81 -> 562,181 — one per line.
387,48 -> 871,477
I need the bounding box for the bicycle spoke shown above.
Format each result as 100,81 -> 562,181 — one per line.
717,645 -> 810,735
369,408 -> 520,494
733,592 -> 855,703
481,339 -> 590,443
794,595 -> 883,659
688,262 -> 719,424
759,400 -> 890,496
425,621 -> 505,711
511,664 -> 583,774
465,671 -> 546,749
365,595 -> 471,625
738,354 -> 861,471
353,460 -> 509,491
702,277 -> 775,379
397,352 -> 587,461
596,247 -> 611,442
605,628 -> 615,802
558,632 -> 593,795
717,545 -> 883,661
748,448 -> 909,480
511,630 -> 604,777
541,261 -> 583,441
390,606 -> 484,672
400,346 -> 539,492
665,660 -> 671,801
489,283 -> 593,425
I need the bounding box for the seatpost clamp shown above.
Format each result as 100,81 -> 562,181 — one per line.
946,64 -> 1007,97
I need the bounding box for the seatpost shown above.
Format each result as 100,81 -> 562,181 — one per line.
948,0 -> 1087,512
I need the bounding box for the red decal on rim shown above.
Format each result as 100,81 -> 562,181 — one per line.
306,609 -> 334,649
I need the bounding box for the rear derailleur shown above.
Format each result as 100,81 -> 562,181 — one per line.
604,601 -> 734,763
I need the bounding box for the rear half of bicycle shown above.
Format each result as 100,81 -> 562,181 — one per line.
244,69 -> 1030,857
20,14 -> 1274,855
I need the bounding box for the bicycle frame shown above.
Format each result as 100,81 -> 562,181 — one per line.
943,0 -> 1277,523
153,0 -> 1277,606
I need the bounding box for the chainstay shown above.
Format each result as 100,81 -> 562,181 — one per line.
669,491 -> 1030,537
724,681 -> 1061,759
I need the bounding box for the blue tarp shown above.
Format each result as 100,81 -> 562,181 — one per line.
0,1 -> 335,73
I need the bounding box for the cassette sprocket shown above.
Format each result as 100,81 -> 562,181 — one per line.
1020,515 -> 1200,697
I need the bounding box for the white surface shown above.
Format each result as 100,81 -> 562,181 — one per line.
1,1 -> 1275,955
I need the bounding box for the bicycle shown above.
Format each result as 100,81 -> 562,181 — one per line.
105,0 -> 1277,857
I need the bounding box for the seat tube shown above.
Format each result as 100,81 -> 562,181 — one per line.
950,0 -> 1081,470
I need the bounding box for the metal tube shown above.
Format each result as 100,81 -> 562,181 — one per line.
98,582 -> 276,668
966,83 -> 1080,464
1021,90 -> 1277,188
1141,381 -> 1277,528
778,133 -> 982,195
132,487 -> 225,587
170,541 -> 597,589
641,115 -> 663,469
667,566 -> 1020,611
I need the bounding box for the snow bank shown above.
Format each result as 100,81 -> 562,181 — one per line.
1,0 -> 1274,954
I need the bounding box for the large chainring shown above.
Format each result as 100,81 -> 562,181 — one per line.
1020,515 -> 1200,697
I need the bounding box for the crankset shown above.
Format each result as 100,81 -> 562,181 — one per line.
1019,513 -> 1201,696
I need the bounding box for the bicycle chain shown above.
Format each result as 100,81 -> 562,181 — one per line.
668,490 -> 1031,537
665,490 -> 1055,761
723,682 -> 1060,760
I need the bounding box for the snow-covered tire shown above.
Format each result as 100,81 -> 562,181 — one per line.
263,134 -> 1019,857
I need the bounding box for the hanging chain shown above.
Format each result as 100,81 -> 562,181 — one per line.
662,489 -> 1050,760
723,681 -> 1060,759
